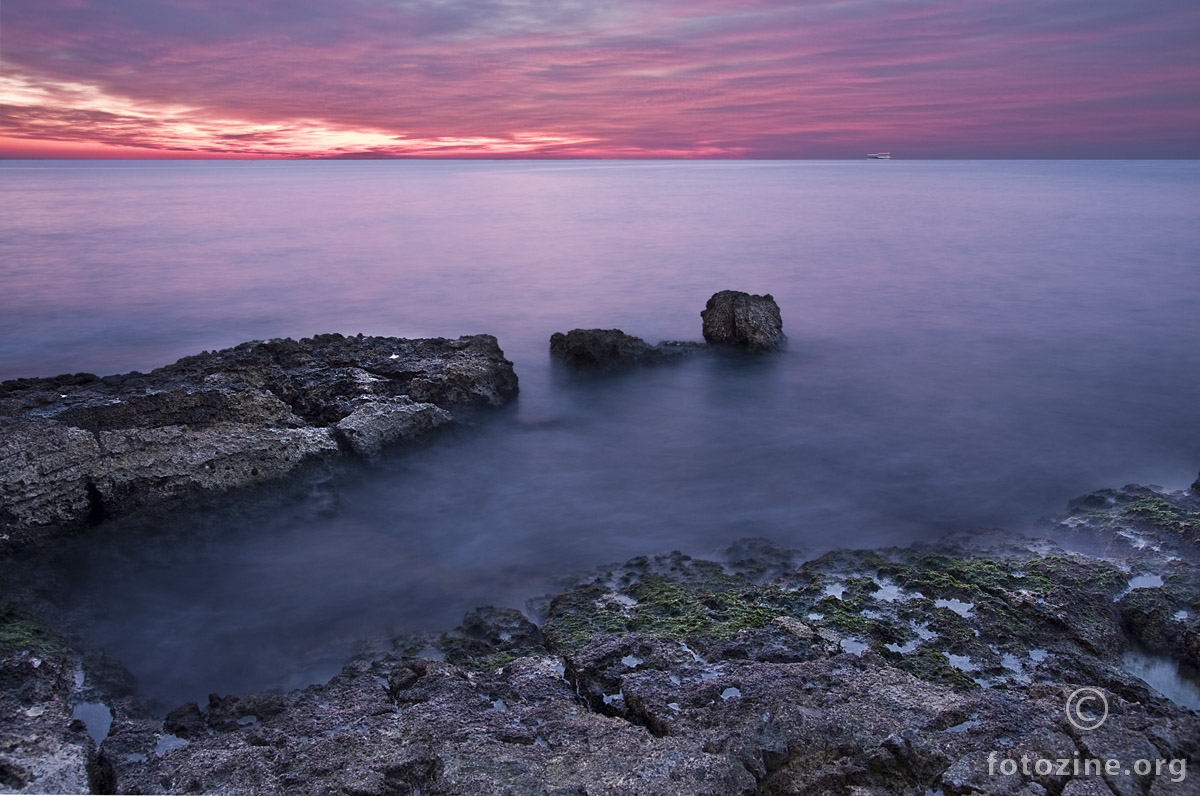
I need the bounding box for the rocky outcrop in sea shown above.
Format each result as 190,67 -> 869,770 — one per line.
0,334 -> 518,549
549,329 -> 703,368
4,478 -> 1196,795
701,290 -> 787,352
550,290 -> 787,369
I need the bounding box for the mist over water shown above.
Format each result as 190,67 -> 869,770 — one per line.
2,160 -> 1199,709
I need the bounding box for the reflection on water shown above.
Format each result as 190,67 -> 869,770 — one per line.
2,160 -> 1199,709
71,702 -> 113,744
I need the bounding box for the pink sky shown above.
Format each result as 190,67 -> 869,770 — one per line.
1,0 -> 1197,158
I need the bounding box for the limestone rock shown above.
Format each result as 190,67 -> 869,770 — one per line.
549,328 -> 701,368
162,702 -> 206,741
700,290 -> 787,351
334,398 -> 451,459
0,333 -> 517,546
10,474 -> 1199,795
0,630 -> 96,795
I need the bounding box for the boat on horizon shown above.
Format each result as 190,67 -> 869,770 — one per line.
868,152 -> 891,159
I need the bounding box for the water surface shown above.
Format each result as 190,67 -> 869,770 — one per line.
2,160 -> 1198,708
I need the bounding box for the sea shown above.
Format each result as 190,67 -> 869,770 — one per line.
2,160 -> 1198,710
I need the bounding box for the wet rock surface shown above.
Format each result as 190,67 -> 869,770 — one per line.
0,606 -> 124,795
0,333 -> 518,548
5,478 -> 1186,795
549,329 -> 703,369
700,290 -> 787,352
550,289 -> 787,369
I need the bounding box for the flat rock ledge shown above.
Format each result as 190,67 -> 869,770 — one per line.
5,477 -> 1197,795
0,333 -> 518,547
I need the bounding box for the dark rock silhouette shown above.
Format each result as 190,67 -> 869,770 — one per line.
549,328 -> 701,368
700,290 -> 787,352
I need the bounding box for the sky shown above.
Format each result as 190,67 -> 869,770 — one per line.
1,0 -> 1197,159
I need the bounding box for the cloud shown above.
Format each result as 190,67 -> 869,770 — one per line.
0,74 -> 600,157
1,0 -> 1197,157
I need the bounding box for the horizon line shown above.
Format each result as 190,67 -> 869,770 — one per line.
3,155 -> 1198,162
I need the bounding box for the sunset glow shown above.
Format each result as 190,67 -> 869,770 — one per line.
2,0 -> 1197,158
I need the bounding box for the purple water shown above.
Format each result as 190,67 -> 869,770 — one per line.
2,160 -> 1198,709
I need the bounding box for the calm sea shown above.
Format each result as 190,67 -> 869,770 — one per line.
2,160 -> 1198,708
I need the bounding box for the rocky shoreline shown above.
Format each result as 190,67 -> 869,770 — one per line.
2,477 -> 1198,795
2,289 -> 785,547
0,333 -> 519,551
2,310 -> 1198,795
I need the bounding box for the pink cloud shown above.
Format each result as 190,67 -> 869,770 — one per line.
1,0 -> 1197,158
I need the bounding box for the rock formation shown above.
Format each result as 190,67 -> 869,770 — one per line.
700,290 -> 787,352
0,631 -> 97,795
549,329 -> 701,369
4,479 -> 1195,795
0,333 -> 518,547
550,291 -> 788,369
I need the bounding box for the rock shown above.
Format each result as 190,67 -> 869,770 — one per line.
334,397 -> 452,459
15,475 -> 1200,795
458,606 -> 544,650
96,635 -> 1200,796
548,292 -> 790,368
1050,481 -> 1200,556
1061,779 -> 1118,796
549,329 -> 701,368
203,692 -> 288,733
1191,471 -> 1200,494
0,619 -> 97,795
772,615 -> 815,640
162,702 -> 206,741
550,328 -> 653,367
700,290 -> 787,351
0,333 -> 517,546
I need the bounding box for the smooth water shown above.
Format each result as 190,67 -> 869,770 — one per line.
2,160 -> 1199,709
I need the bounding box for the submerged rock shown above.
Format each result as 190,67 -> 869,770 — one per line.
0,333 -> 517,546
549,328 -> 701,369
700,290 -> 787,352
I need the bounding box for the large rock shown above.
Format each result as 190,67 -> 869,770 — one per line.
334,398 -> 452,459
700,290 -> 787,352
0,334 -> 517,546
549,329 -> 701,369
